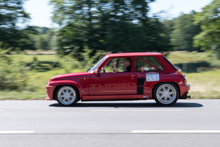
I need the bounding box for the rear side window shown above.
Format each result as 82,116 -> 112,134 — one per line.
135,56 -> 164,72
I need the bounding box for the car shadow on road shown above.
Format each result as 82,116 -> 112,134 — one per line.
49,101 -> 203,108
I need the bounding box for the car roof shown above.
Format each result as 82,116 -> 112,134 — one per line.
106,52 -> 164,57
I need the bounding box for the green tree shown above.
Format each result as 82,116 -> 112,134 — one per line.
50,0 -> 172,60
162,19 -> 175,41
194,0 -> 220,59
0,0 -> 29,27
0,0 -> 36,50
36,36 -> 48,50
171,11 -> 201,51
104,18 -> 172,52
31,27 -> 56,50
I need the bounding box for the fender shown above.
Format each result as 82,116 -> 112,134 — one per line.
149,81 -> 181,98
150,81 -> 179,89
51,80 -> 83,99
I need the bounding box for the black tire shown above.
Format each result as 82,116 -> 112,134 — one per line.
55,86 -> 79,106
153,82 -> 179,106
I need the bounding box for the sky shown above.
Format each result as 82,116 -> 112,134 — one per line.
23,0 -> 213,28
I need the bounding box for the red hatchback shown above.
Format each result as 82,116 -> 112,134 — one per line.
46,52 -> 190,106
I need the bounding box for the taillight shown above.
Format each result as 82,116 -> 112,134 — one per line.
177,71 -> 186,80
177,71 -> 183,76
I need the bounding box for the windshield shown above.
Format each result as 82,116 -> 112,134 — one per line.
88,55 -> 107,72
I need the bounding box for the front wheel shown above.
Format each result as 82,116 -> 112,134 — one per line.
56,86 -> 79,106
153,83 -> 179,106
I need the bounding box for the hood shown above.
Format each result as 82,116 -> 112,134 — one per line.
59,72 -> 89,76
52,72 -> 90,80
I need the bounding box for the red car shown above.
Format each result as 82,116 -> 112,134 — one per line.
46,52 -> 190,106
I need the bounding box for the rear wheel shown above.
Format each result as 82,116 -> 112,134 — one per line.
56,86 -> 79,106
153,83 -> 179,106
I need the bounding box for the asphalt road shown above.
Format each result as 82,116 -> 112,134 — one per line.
0,99 -> 220,147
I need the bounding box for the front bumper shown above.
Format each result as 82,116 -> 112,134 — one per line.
45,85 -> 55,100
179,84 -> 190,99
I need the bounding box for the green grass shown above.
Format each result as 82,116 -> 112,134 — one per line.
186,70 -> 220,99
167,51 -> 212,64
10,54 -> 58,62
0,51 -> 219,100
167,51 -> 220,69
0,68 -> 85,100
166,51 -> 220,98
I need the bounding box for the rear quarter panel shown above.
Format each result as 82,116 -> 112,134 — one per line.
136,56 -> 186,98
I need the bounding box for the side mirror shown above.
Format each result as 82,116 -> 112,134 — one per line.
94,69 -> 100,76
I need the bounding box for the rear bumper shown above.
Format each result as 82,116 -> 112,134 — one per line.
45,85 -> 55,100
179,84 -> 190,99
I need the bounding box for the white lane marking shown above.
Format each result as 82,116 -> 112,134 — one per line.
90,109 -> 183,112
0,131 -> 35,134
131,130 -> 220,134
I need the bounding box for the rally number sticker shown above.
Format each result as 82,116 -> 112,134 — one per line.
146,72 -> 159,82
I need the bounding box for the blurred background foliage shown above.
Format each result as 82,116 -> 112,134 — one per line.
194,0 -> 220,59
0,0 -> 220,99
51,0 -> 173,60
0,42 -> 27,91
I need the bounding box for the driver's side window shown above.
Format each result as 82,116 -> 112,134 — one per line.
103,58 -> 125,73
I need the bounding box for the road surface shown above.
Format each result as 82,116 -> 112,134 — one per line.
0,99 -> 220,147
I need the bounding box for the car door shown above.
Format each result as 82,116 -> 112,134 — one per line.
89,72 -> 137,96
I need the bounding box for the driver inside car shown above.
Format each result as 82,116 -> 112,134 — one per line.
113,58 -> 131,72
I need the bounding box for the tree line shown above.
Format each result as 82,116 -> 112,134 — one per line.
1,0 -> 220,59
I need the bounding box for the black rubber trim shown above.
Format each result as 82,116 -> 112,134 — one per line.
137,78 -> 145,86
137,87 -> 143,95
179,92 -> 190,99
